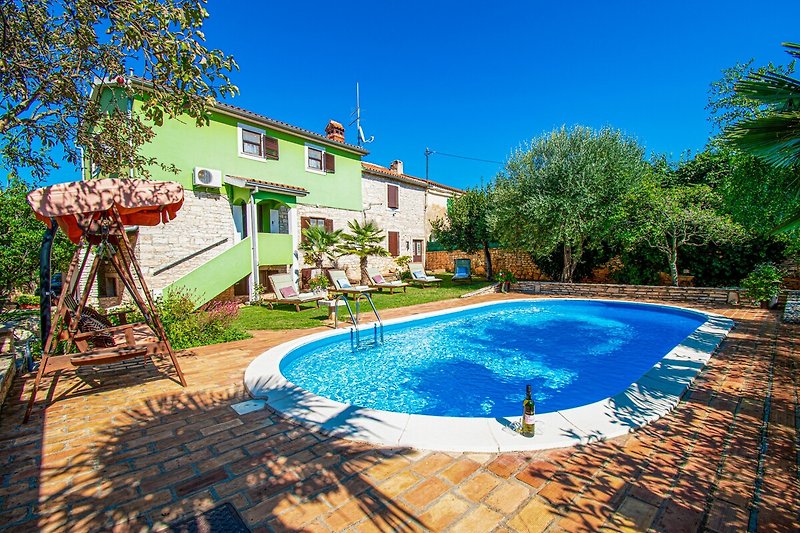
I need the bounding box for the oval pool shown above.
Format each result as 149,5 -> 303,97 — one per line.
245,299 -> 734,452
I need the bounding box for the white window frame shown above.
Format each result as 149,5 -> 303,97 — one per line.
305,144 -> 326,175
238,123 -> 267,162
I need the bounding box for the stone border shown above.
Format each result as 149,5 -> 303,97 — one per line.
516,281 -> 744,305
244,299 -> 734,452
783,290 -> 800,323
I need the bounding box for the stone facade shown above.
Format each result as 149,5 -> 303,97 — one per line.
361,173 -> 427,273
425,188 -> 450,235
136,190 -> 240,294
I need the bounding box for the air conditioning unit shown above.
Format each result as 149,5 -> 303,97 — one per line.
193,167 -> 222,188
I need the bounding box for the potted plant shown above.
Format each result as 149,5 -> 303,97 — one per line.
309,273 -> 329,296
742,263 -> 783,309
395,255 -> 412,280
496,270 -> 517,293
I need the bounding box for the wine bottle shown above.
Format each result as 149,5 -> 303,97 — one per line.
521,384 -> 535,437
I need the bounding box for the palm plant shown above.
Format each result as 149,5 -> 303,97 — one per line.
338,220 -> 389,284
298,226 -> 342,269
725,42 -> 800,231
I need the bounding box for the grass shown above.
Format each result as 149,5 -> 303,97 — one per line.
235,273 -> 493,330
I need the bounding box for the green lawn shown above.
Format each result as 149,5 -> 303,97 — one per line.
235,274 -> 492,330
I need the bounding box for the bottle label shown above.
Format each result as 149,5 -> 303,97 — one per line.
523,414 -> 535,425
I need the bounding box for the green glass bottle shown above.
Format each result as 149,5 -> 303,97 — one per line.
521,384 -> 535,437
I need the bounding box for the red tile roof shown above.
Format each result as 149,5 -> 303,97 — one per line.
361,162 -> 463,194
227,176 -> 309,195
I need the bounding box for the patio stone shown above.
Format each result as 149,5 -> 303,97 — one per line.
0,294 -> 796,532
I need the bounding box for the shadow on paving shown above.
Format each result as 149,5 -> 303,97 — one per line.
0,355 -> 426,532
509,312 -> 798,532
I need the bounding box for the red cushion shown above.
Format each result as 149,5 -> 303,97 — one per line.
279,286 -> 298,298
373,274 -> 385,284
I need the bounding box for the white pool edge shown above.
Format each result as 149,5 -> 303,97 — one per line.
243,298 -> 734,453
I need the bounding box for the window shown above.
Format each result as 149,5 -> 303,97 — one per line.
238,124 -> 279,161
388,231 -> 400,257
305,146 -> 336,174
387,184 -> 399,209
301,217 -> 333,241
307,147 -> 323,171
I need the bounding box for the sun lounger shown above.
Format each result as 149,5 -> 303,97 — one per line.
366,267 -> 409,294
327,270 -> 374,294
408,262 -> 442,288
267,273 -> 324,311
452,258 -> 472,282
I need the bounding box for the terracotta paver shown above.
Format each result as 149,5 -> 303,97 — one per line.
0,293 -> 797,532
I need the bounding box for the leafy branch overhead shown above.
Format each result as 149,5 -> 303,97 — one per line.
724,42 -> 800,169
0,0 -> 238,180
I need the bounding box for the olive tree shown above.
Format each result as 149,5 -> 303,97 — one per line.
0,0 -> 238,180
628,173 -> 744,286
431,186 -> 496,280
491,126 -> 646,282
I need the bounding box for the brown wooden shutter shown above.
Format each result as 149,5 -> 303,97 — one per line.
388,231 -> 399,257
387,184 -> 399,209
263,136 -> 279,160
324,153 -> 335,173
300,216 -> 310,242
324,218 -> 333,232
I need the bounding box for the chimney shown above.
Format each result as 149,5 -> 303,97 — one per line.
325,120 -> 345,143
390,160 -> 404,175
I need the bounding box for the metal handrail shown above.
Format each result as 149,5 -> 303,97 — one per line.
333,293 -> 357,331
333,291 -> 384,347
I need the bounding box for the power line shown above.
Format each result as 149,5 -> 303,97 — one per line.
425,147 -> 503,181
428,150 -> 503,165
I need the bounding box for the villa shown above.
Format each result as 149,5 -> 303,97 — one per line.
89,79 -> 461,308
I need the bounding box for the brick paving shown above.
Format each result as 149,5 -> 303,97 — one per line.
0,294 -> 797,532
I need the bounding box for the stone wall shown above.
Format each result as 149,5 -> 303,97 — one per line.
137,190 -> 239,294
361,174 -> 427,272
514,281 -> 744,305
426,249 -> 547,280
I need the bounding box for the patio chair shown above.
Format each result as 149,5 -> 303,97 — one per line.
366,267 -> 409,294
408,262 -> 442,288
452,258 -> 472,282
267,273 -> 324,312
327,270 -> 373,294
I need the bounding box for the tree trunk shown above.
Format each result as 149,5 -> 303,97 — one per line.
483,242 -> 494,281
561,243 -> 582,283
669,247 -> 679,287
360,256 -> 369,285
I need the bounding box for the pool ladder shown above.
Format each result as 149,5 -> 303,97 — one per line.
333,292 -> 384,350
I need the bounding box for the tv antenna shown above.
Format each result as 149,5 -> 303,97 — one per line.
350,82 -> 374,146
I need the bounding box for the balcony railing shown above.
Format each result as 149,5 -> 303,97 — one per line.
258,233 -> 293,266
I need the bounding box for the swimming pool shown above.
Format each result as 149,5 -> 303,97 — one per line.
280,300 -> 705,417
245,299 -> 734,452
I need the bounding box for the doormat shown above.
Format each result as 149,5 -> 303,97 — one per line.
166,502 -> 249,533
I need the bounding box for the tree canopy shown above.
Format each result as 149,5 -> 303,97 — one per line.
626,171 -> 744,286
338,220 -> 389,284
431,186 -> 496,280
0,0 -> 238,180
0,177 -> 74,300
491,126 -> 646,282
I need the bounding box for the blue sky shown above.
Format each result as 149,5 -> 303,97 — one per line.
51,1 -> 799,188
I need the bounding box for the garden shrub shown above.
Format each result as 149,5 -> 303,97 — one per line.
14,294 -> 40,306
150,288 -> 250,350
681,237 -> 786,287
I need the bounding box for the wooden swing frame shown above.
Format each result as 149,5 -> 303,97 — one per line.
24,180 -> 187,422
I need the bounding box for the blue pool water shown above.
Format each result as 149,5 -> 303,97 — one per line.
280,300 -> 706,417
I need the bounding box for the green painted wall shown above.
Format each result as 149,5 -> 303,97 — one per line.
258,234 -> 293,266
131,96 -> 363,211
163,237 -> 252,305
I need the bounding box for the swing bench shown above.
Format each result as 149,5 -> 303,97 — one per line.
23,178 -> 187,422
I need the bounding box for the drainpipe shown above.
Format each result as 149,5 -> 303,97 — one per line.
248,193 -> 259,301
